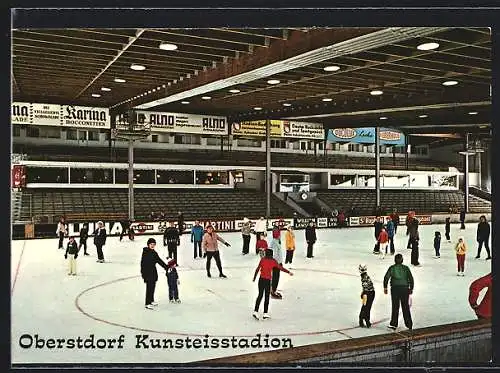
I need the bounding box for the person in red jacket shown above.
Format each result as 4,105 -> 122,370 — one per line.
256,233 -> 268,258
252,249 -> 293,320
468,273 -> 492,319
378,227 -> 390,259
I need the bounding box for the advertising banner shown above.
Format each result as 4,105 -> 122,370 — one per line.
11,102 -> 110,129
349,215 -> 432,227
327,127 -> 405,145
11,165 -> 26,189
232,120 -> 324,140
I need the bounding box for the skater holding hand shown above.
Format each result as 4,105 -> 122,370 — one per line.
166,259 -> 181,303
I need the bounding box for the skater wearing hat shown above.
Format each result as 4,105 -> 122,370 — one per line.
358,264 -> 375,328
166,259 -> 181,303
141,238 -> 169,310
241,217 -> 252,255
202,224 -> 230,278
93,221 -> 107,263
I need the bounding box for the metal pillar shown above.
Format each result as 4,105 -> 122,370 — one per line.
266,119 -> 271,219
405,134 -> 409,170
375,127 -> 381,210
464,133 -> 469,213
477,152 -> 482,190
128,139 -> 134,220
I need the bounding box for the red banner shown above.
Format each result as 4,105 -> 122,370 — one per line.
12,165 -> 26,189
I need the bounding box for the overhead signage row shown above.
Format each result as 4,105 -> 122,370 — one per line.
12,102 -> 110,129
232,120 -> 324,140
327,127 -> 405,146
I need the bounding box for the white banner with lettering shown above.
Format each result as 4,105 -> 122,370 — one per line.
232,120 -> 324,140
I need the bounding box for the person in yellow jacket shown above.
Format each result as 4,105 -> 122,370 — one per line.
455,236 -> 467,276
284,225 -> 296,264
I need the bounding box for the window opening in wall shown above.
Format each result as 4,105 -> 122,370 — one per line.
79,131 -> 87,141
88,130 -> 99,141
27,126 -> 40,138
151,135 -> 158,143
13,126 -> 21,137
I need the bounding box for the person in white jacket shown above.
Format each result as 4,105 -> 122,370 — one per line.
56,217 -> 67,250
254,217 -> 267,255
270,224 -> 283,298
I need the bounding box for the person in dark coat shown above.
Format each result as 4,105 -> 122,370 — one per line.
177,212 -> 185,236
119,220 -> 130,242
79,223 -> 89,256
476,215 -> 491,260
460,208 -> 466,229
166,259 -> 180,303
141,238 -> 168,309
65,236 -> 79,275
93,221 -> 107,263
389,209 -> 400,234
164,222 -> 180,264
406,213 -> 420,266
305,220 -> 317,258
445,217 -> 451,242
373,216 -> 384,254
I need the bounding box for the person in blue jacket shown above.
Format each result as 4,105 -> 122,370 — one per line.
191,220 -> 205,259
386,216 -> 396,255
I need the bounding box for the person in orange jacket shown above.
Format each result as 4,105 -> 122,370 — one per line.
284,225 -> 296,264
468,273 -> 492,319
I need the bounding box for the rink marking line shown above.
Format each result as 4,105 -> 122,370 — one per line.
11,239 -> 27,296
75,268 -> 390,338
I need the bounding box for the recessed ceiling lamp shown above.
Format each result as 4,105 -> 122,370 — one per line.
322,98 -> 333,102
181,101 -> 190,104
229,89 -> 241,93
159,43 -> 178,51
101,87 -> 111,92
130,64 -> 146,71
267,79 -> 280,85
254,107 -> 263,110
370,90 -> 383,96
468,111 -> 478,115
379,116 -> 388,120
442,80 -> 458,86
91,93 -> 101,97
323,65 -> 340,72
418,114 -> 428,118
417,42 -> 439,50
114,78 -> 126,83
201,96 -> 211,100
283,103 -> 292,106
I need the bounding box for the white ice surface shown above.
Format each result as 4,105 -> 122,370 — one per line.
11,223 -> 491,364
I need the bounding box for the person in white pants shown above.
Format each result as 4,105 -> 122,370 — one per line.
65,236 -> 79,275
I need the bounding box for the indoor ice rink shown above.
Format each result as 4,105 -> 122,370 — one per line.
11,222 -> 491,364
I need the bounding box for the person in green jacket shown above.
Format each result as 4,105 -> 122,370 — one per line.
383,253 -> 414,331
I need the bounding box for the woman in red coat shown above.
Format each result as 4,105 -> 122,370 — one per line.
468,273 -> 492,319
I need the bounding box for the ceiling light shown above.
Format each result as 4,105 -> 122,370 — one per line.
91,93 -> 101,97
201,96 -> 211,100
322,98 -> 333,102
130,64 -> 146,71
379,116 -> 388,120
101,87 -> 111,92
323,65 -> 340,72
181,101 -> 190,104
442,80 -> 458,86
162,84 -> 166,88
417,42 -> 439,51
283,103 -> 292,107
267,79 -> 280,85
418,114 -> 428,118
468,111 -> 478,115
254,107 -> 263,110
114,78 -> 126,83
229,89 -> 241,93
159,43 -> 178,51
370,90 -> 383,96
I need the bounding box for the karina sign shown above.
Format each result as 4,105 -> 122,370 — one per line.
232,120 -> 324,140
11,102 -> 110,129
327,127 -> 405,145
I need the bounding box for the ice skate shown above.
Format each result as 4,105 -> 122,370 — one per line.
262,313 -> 270,319
151,302 -> 158,307
252,311 -> 259,320
145,304 -> 154,310
387,325 -> 397,331
175,299 -> 181,303
170,299 -> 175,303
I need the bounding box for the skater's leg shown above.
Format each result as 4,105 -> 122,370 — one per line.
485,240 -> 491,258
390,288 -> 400,327
271,267 -> 280,293
214,251 -> 224,275
206,252 -> 213,275
254,278 -> 265,312
365,291 -> 375,326
476,240 -> 483,258
263,279 -> 271,313
400,289 -> 412,329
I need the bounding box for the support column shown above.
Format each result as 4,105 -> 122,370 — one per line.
477,152 -> 482,190
375,127 -> 381,211
464,133 -> 469,213
266,119 -> 271,220
128,139 -> 134,220
405,134 -> 409,170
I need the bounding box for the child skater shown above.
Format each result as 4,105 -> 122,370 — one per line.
65,236 -> 79,276
434,231 -> 441,259
256,232 -> 268,258
166,259 -> 180,303
284,225 -> 296,265
378,227 -> 389,259
358,264 -> 375,328
252,249 -> 293,320
455,237 -> 467,276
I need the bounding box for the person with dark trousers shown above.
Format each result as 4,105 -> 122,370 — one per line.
460,208 -> 466,229
56,217 -> 67,250
79,223 -> 89,256
433,231 -> 441,259
141,238 -> 168,310
373,216 -> 384,254
252,249 -> 293,320
407,213 -> 420,266
93,221 -> 107,263
305,221 -> 317,258
445,217 -> 451,242
386,217 -> 396,255
164,222 -> 180,264
405,211 -> 413,249
202,224 -> 230,278
177,211 -> 185,237
241,217 -> 252,255
383,254 -> 414,331
390,209 -> 400,234
270,224 -> 283,299
469,273 -> 492,319
190,220 -> 204,259
358,264 -> 375,328
166,259 -> 181,303
476,215 -> 491,260
119,220 -> 130,242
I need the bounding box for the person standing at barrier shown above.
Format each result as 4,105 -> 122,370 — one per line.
56,217 -> 67,250
305,220 -> 317,258
254,217 -> 267,254
252,249 -> 293,320
445,217 -> 451,242
93,221 -> 107,263
468,272 -> 492,319
79,223 -> 89,256
476,215 -> 491,260
241,217 -> 252,255
164,222 -> 180,265
141,238 -> 168,310
455,237 -> 467,276
386,216 -> 396,255
65,236 -> 79,275
383,253 -> 414,331
372,216 -> 383,254
202,224 -> 230,278
284,225 -> 296,265
191,220 -> 204,259
358,264 -> 375,328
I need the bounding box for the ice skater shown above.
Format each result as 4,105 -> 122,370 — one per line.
252,249 -> 293,320
373,216 -> 383,254
241,217 -> 252,255
79,223 -> 89,256
270,224 -> 283,299
256,232 -> 268,258
202,224 -> 230,278
454,237 -> 467,276
386,216 -> 395,255
460,208 -> 466,229
445,217 -> 451,242
284,225 -> 295,265
64,236 -> 79,276
358,264 -> 375,328
305,220 -> 317,258
93,221 -> 107,263
406,212 -> 420,266
475,215 -> 491,260
378,227 -> 389,259
141,238 -> 169,310
164,222 -> 180,265
254,217 -> 267,254
56,217 -> 67,250
191,220 -> 204,259
166,259 -> 181,303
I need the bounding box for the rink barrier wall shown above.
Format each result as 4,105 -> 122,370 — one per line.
11,212 -> 491,240
198,319 -> 491,364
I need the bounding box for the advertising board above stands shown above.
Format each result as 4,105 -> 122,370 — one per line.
231,120 -> 324,140
12,102 -> 110,129
327,127 -> 405,146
